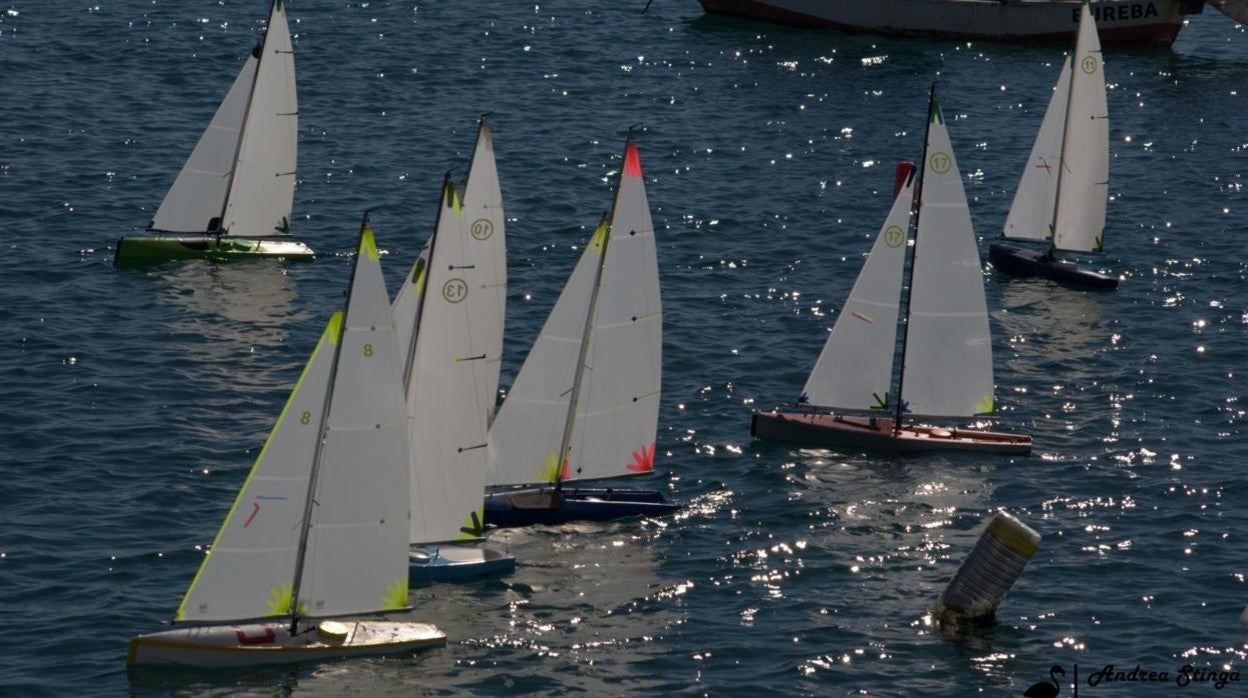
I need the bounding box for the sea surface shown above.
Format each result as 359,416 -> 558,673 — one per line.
2,1 -> 1247,695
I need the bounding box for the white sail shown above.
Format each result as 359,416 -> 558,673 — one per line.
298,228 -> 410,618
486,222 -> 605,486
149,53 -> 257,233
220,0 -> 298,238
901,98 -> 995,418
1002,55 -> 1071,243
1053,2 -> 1108,253
176,312 -> 338,624
401,182 -> 491,544
801,173 -> 914,411
566,140 -> 662,481
461,121 -> 508,427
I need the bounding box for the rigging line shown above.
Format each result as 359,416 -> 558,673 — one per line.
893,84 -> 935,436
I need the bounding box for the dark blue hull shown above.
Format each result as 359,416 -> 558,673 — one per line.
989,243 -> 1119,289
483,487 -> 678,527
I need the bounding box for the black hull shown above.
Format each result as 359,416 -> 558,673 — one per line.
483,487 -> 678,528
988,243 -> 1118,289
751,411 -> 1032,455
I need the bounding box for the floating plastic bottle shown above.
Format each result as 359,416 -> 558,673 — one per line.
936,511 -> 1041,625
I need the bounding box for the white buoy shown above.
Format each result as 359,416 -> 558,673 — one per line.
936,511 -> 1040,625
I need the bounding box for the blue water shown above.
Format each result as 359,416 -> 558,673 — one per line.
3,1 -> 1248,694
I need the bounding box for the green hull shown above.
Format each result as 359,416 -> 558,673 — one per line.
114,235 -> 315,266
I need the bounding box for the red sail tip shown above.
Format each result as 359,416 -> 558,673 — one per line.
624,142 -> 642,178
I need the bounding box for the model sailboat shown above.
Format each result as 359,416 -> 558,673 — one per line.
393,120 -> 516,582
989,1 -> 1117,289
484,134 -> 678,526
128,217 -> 444,668
115,0 -> 314,265
752,89 -> 1032,455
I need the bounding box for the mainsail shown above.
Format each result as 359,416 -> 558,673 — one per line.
900,97 -> 995,418
398,180 -> 492,544
1052,1 -> 1108,253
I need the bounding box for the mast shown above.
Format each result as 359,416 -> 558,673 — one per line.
401,174 -> 453,392
215,0 -> 280,237
553,215 -> 611,494
1045,43 -> 1079,259
892,85 -> 937,435
286,211 -> 368,634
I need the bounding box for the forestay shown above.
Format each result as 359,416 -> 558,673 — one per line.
149,53 -> 257,233
901,99 -> 995,418
1053,2 -> 1108,253
486,222 -> 605,486
175,313 -> 337,624
800,173 -> 914,411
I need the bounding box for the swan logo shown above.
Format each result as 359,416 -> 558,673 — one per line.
1024,665 -> 1065,697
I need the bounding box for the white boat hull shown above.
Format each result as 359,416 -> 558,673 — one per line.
128,620 -> 445,668
698,0 -> 1202,45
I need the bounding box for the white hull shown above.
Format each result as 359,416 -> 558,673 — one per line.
128,620 -> 445,668
699,0 -> 1201,45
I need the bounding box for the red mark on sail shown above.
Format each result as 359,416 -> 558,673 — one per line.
624,142 -> 642,178
243,502 -> 260,528
627,443 -> 656,472
851,311 -> 873,324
